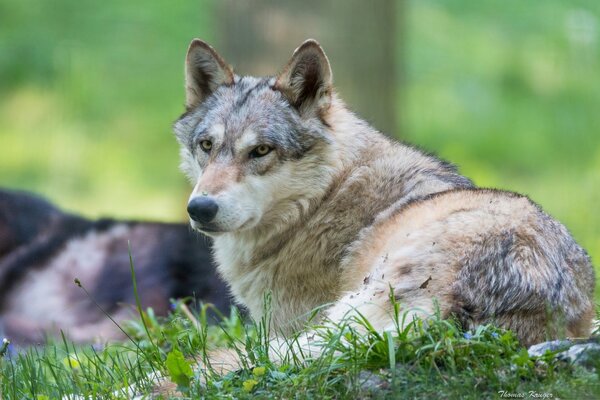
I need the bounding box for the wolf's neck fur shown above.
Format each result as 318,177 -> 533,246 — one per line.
213,96 -> 472,332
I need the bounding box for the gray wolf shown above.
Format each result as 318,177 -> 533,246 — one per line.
174,38 -> 595,374
0,188 -> 231,345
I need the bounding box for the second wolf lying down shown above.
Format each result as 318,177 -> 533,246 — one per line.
174,39 -> 595,373
0,189 -> 231,345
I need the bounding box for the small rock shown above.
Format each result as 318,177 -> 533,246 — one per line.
528,336 -> 600,369
528,339 -> 572,357
351,370 -> 390,398
556,343 -> 600,368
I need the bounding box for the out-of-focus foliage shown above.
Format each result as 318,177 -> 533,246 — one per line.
0,0 -> 214,220
402,0 -> 600,296
0,0 -> 598,294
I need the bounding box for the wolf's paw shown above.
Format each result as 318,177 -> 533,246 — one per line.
203,347 -> 246,375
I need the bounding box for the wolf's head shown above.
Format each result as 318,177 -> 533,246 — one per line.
174,39 -> 339,236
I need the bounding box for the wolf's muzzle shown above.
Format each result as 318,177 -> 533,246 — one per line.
187,197 -> 219,224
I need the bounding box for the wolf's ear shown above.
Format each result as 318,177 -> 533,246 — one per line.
185,39 -> 234,109
275,39 -> 333,117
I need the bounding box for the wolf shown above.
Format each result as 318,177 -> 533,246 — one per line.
0,189 -> 231,345
172,38 -> 595,375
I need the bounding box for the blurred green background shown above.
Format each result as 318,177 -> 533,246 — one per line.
0,1 -> 598,295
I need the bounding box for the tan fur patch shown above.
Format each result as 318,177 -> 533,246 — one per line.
195,162 -> 242,195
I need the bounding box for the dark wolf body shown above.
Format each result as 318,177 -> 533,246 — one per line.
0,189 -> 231,345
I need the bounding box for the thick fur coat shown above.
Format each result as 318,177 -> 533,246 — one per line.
171,39 -> 595,377
0,189 -> 231,344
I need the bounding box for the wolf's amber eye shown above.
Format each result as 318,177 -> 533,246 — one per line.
200,140 -> 212,152
250,145 -> 272,158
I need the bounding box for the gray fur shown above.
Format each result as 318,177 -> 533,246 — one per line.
175,76 -> 327,166
171,39 -> 595,378
0,189 -> 231,345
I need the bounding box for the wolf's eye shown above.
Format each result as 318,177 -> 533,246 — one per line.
200,140 -> 212,152
250,145 -> 272,158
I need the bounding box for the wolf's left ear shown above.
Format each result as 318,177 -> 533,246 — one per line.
185,39 -> 234,109
275,39 -> 333,117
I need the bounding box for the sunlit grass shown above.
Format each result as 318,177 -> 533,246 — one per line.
2,296 -> 599,399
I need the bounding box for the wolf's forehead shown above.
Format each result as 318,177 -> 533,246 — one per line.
174,75 -> 305,154
223,77 -> 276,125
203,77 -> 291,137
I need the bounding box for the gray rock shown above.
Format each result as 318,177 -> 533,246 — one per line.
528,339 -> 573,357
556,343 -> 600,368
358,370 -> 389,391
349,370 -> 391,399
528,336 -> 600,369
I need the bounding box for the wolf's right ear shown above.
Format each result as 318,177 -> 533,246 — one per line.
275,39 -> 333,118
185,39 -> 234,109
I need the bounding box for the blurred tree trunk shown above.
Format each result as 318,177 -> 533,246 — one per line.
216,0 -> 399,136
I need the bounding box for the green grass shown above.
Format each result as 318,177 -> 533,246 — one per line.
2,298 -> 599,399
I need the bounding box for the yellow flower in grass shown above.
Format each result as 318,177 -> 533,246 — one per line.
62,356 -> 80,370
252,366 -> 266,377
242,378 -> 259,392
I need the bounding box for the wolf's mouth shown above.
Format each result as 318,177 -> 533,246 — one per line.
190,216 -> 257,236
190,221 -> 224,236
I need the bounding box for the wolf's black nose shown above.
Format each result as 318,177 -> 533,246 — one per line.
187,197 -> 219,224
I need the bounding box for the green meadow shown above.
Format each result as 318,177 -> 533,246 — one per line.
1,1 -> 598,287
1,1 -> 598,289
1,1 -> 599,398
